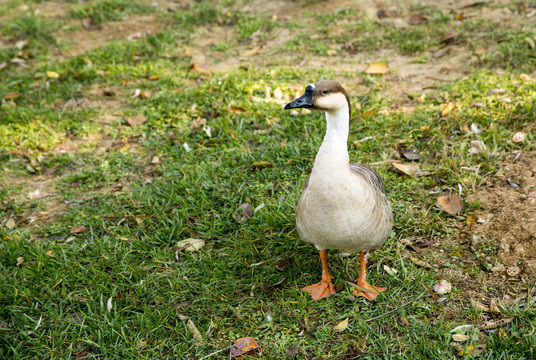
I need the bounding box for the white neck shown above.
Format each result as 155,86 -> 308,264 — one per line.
314,106 -> 350,168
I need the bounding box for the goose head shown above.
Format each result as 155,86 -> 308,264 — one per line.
284,80 -> 351,118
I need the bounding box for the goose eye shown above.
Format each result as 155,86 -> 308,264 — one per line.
322,89 -> 329,95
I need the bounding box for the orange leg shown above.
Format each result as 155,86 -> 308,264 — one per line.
353,251 -> 386,301
303,250 -> 336,300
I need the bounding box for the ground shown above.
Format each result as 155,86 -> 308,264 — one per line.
1,0 -> 536,359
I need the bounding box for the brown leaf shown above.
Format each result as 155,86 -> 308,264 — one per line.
432,279 -> 452,295
126,114 -> 147,127
45,250 -> 54,257
440,33 -> 455,44
420,282 -> 440,301
231,337 -> 259,357
70,225 -> 87,234
490,298 -> 501,313
408,14 -> 427,25
391,161 -> 419,176
440,103 -> 456,117
304,316 -> 312,332
4,92 -> 20,100
364,62 -> 388,75
477,318 -> 511,330
410,256 -> 432,269
16,257 -> 24,267
399,316 -> 410,326
470,299 -> 489,311
436,192 -> 463,216
189,63 -> 210,72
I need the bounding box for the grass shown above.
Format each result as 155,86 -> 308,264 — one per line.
1,0 -> 536,359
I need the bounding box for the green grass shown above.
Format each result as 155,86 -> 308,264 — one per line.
1,0 -> 536,359
70,0 -> 154,24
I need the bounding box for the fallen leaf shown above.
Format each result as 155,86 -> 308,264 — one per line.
466,214 -> 476,227
512,132 -> 526,143
126,114 -> 147,127
304,317 -> 312,332
440,103 -> 456,117
242,46 -> 261,57
107,297 -> 113,312
45,250 -> 54,257
189,63 -> 209,72
468,140 -> 488,155
383,264 -> 398,275
487,88 -> 505,96
16,257 -> 24,267
70,225 -> 87,234
452,333 -> 469,342
233,203 -> 253,224
148,75 -> 159,81
436,192 -> 463,216
230,336 -> 258,357
433,279 -> 452,295
410,257 -> 433,269
402,150 -> 421,161
364,62 -> 388,75
477,318 -> 511,330
408,14 -> 427,25
391,161 -> 419,176
333,318 -> 349,332
15,39 -> 28,50
471,102 -> 485,108
186,319 -> 203,343
421,282 -> 440,301
177,238 -> 205,252
434,47 -> 450,58
46,71 -> 60,79
252,161 -> 275,169
151,156 -> 160,164
4,92 -> 20,100
470,299 -> 489,311
140,90 -> 152,99
183,143 -> 192,152
5,218 -> 16,229
27,189 -> 41,200
285,344 -> 299,359
440,33 -> 455,44
399,316 -> 410,326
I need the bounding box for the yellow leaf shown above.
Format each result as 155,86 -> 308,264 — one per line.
46,71 -> 60,79
440,103 -> 456,117
242,46 -> 261,57
231,337 -> 259,357
466,214 -> 476,227
252,161 -> 275,169
452,333 -> 469,342
177,238 -> 205,252
45,250 -> 54,257
333,318 -> 349,332
364,62 -> 388,75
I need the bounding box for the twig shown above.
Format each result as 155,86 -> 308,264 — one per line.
364,295 -> 426,323
198,347 -> 227,360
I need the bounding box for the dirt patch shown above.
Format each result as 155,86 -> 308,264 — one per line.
470,151 -> 536,277
414,151 -> 536,303
59,13 -> 172,56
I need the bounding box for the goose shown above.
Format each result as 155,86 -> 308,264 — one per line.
283,80 -> 394,301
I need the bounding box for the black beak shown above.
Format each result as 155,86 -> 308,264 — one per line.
284,90 -> 314,110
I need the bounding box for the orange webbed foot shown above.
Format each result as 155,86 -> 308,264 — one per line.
352,281 -> 386,301
303,278 -> 336,300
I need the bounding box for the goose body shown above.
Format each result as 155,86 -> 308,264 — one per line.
284,80 -> 393,300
